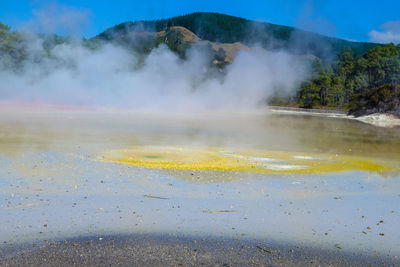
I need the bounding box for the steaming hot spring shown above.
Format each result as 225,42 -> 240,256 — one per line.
1,105 -> 400,265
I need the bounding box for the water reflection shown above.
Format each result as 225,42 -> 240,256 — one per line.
1,111 -> 400,157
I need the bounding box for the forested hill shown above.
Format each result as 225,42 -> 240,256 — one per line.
96,12 -> 378,59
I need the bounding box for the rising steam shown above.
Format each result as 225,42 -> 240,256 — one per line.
1,11 -> 311,112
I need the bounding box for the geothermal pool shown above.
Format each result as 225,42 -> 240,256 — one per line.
1,108 -> 400,263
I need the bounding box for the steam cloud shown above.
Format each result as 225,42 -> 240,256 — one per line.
0,41 -> 311,112
1,5 -> 311,113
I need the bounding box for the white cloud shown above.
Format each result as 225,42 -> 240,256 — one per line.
296,0 -> 336,37
21,3 -> 92,36
368,20 -> 400,44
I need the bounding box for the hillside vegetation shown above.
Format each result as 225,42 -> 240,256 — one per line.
96,12 -> 377,58
297,44 -> 400,110
348,84 -> 400,117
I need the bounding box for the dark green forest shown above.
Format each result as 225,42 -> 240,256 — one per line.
295,44 -> 400,110
97,12 -> 377,58
1,12 -> 400,116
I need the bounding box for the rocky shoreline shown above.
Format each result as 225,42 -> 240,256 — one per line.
269,106 -> 400,128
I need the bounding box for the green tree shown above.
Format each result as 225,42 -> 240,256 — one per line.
299,82 -> 320,108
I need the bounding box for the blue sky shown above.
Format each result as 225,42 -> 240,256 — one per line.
1,0 -> 400,43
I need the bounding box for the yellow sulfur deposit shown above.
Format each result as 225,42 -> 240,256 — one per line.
101,146 -> 392,174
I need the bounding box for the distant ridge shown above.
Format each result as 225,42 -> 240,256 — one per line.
95,12 -> 379,59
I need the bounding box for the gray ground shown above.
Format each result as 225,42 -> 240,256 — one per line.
2,110 -> 400,266
1,234 -> 396,267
